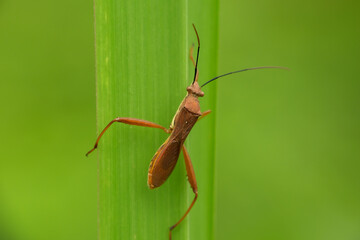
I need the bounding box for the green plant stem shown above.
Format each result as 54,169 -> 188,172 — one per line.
94,0 -> 218,239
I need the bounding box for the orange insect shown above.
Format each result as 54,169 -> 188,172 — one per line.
86,24 -> 286,239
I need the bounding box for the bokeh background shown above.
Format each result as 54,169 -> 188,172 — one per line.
216,0 -> 360,239
1,0 -> 359,240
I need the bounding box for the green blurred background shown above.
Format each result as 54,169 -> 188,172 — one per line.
0,0 -> 359,240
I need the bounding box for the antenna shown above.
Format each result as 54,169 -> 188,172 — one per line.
201,66 -> 289,87
192,24 -> 200,84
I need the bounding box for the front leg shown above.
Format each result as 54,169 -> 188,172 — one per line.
86,118 -> 170,156
197,110 -> 212,122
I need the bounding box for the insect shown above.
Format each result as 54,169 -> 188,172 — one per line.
86,24 -> 286,239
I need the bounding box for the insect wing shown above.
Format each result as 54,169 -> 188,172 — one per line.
148,138 -> 181,189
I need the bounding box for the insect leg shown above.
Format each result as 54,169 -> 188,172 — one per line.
189,45 -> 199,82
197,110 -> 212,122
86,118 -> 170,156
169,145 -> 198,240
189,44 -> 196,67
